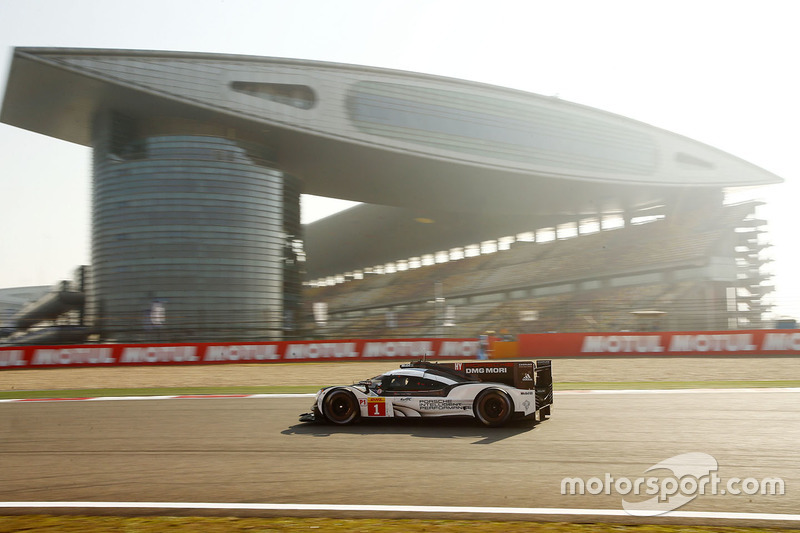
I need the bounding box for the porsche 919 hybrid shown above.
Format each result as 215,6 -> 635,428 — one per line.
299,360 -> 553,427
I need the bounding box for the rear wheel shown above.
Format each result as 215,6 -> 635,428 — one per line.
474,389 -> 513,427
322,389 -> 360,425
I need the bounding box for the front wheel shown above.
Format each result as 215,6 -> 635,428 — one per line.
322,389 -> 360,425
474,389 -> 513,427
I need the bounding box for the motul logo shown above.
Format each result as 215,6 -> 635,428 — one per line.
363,342 -> 432,358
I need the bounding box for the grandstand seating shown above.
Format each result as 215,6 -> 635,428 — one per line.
303,201 -> 772,338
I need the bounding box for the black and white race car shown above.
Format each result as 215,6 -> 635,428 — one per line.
299,360 -> 553,427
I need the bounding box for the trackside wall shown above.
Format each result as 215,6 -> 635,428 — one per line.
0,338 -> 479,370
516,330 -> 800,357
2,330 -> 800,370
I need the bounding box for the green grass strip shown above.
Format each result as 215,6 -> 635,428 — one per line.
557,380 -> 800,390
1,380 -> 799,399
0,385 -> 321,399
0,515 -> 795,532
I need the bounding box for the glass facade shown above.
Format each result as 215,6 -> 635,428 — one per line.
347,81 -> 657,175
90,113 -> 302,342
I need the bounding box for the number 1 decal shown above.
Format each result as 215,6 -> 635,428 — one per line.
367,397 -> 387,417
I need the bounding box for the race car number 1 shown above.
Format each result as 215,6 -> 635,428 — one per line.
366,397 -> 387,417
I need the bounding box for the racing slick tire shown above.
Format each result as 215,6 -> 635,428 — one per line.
321,389 -> 360,425
474,388 -> 513,427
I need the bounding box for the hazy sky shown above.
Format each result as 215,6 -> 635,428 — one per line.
1,0 -> 799,316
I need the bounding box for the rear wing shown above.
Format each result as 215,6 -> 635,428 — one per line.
436,360 -> 545,388
439,360 -> 554,408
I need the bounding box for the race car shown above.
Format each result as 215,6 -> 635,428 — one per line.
299,359 -> 553,427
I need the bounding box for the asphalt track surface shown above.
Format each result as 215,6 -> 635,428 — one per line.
1,356 -> 800,527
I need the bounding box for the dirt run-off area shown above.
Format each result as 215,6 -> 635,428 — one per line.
0,356 -> 798,392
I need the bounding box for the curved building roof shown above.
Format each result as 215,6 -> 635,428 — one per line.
1,47 -> 782,219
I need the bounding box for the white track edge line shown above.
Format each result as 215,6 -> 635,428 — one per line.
556,387 -> 800,395
0,393 -> 317,403
0,501 -> 798,521
2,388 -> 800,403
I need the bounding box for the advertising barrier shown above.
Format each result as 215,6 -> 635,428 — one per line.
517,330 -> 800,357
2,330 -> 799,370
0,338 -> 480,370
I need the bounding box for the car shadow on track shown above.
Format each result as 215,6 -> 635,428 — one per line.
281,417 -> 542,444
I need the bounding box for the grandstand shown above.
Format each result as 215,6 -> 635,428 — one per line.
0,48 -> 782,344
303,198 -> 772,339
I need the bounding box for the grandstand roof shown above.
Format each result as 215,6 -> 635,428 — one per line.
2,47 -> 781,220
2,48 -> 783,280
